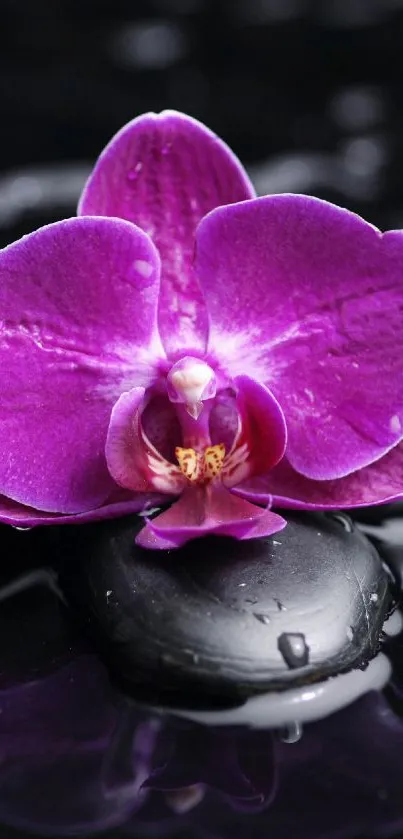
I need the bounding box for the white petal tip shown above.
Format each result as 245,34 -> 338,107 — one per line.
185,401 -> 203,420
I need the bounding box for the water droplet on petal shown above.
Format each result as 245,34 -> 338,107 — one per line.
390,414 -> 401,434
126,162 -> 143,183
132,259 -> 155,288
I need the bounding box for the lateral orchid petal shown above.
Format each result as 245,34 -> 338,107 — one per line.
196,195 -> 403,481
0,491 -> 165,527
78,110 -> 255,356
106,387 -> 185,495
223,376 -> 286,488
236,444 -> 403,510
0,217 -> 162,514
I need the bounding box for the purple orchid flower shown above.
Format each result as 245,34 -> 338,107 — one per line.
0,110 -> 403,549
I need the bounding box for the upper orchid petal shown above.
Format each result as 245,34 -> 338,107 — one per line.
223,375 -> 287,488
0,217 -> 162,514
135,484 -> 286,550
196,194 -> 403,481
78,110 -> 255,357
236,443 -> 403,510
106,387 -> 185,495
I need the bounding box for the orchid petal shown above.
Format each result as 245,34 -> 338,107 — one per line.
235,443 -> 403,509
209,388 -> 239,452
196,194 -> 403,481
141,393 -> 182,461
106,387 -> 185,495
223,375 -> 287,488
0,490 -> 165,526
135,484 -> 286,550
78,110 -> 255,356
0,217 -> 162,514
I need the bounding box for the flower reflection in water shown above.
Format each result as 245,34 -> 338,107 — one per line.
0,522 -> 403,839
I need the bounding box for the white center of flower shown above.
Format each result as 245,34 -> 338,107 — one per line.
167,357 -> 217,419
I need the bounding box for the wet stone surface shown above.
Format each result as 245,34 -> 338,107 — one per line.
59,512 -> 393,704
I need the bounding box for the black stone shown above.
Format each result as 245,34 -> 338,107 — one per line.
350,503 -> 403,591
59,512 -> 393,704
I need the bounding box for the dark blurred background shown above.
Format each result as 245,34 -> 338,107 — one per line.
1,0 -> 403,249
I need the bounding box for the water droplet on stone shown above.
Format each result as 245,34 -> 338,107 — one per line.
254,613 -> 271,625
166,783 -> 205,814
330,512 -> 354,533
277,632 -> 310,669
279,721 -> 303,743
138,506 -> 161,518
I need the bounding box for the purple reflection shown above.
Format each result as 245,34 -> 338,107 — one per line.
1,652 -> 403,838
0,654 -> 160,835
124,688 -> 403,839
